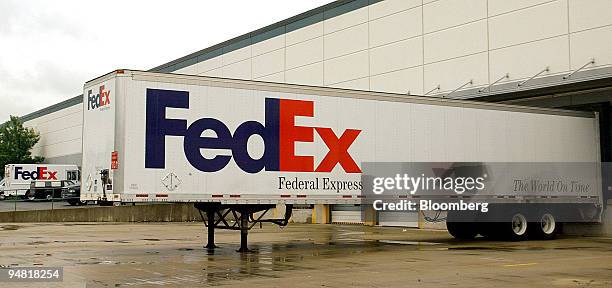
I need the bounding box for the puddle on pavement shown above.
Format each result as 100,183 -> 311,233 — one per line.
447,246 -> 514,252
103,240 -> 131,244
378,240 -> 441,246
76,260 -> 143,266
444,244 -> 608,252
1,225 -> 22,231
25,239 -> 133,245
552,278 -> 603,286
122,239 -> 411,285
5,224 -> 609,287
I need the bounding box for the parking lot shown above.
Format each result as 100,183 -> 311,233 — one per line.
0,200 -> 86,212
0,200 -> 164,212
0,223 -> 610,287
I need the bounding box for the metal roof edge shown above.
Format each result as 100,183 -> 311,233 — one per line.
20,95 -> 83,123
19,1 -> 380,123
149,0 -> 380,73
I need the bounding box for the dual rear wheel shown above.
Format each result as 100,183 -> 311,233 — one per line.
528,212 -> 559,240
446,211 -> 560,241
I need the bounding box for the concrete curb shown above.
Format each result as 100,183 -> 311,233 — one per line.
0,203 -> 202,222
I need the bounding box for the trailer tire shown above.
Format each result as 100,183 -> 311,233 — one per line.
504,212 -> 529,241
529,212 -> 560,240
446,221 -> 478,240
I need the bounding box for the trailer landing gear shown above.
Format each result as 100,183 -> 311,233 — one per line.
195,203 -> 293,253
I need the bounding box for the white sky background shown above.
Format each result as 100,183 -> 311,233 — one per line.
0,0 -> 331,121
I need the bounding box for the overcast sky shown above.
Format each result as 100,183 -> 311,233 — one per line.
0,0 -> 331,121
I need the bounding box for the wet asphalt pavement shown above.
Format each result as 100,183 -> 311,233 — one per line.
0,200 -> 86,212
0,201 -> 167,212
0,223 -> 610,287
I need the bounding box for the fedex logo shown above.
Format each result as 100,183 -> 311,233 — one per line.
145,89 -> 361,174
87,85 -> 111,110
14,166 -> 57,180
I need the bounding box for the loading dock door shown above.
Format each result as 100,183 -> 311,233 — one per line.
378,211 -> 418,227
331,204 -> 363,224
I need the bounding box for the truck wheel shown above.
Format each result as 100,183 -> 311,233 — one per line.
505,212 -> 529,241
446,221 -> 478,240
529,212 -> 560,240
26,192 -> 36,201
98,200 -> 112,206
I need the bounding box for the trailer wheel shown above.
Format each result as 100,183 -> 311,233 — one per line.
529,212 -> 560,240
505,212 -> 529,241
446,221 -> 478,240
26,191 -> 36,201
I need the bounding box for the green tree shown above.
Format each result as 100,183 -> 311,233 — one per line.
0,116 -> 44,178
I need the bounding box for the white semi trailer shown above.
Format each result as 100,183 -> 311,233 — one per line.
81,70 -> 603,250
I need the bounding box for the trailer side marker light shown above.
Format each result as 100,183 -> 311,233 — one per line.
155,194 -> 168,197
342,195 -> 352,198
230,194 -> 241,198
136,194 -> 148,197
280,194 -> 291,198
212,195 -> 224,198
297,195 -> 307,198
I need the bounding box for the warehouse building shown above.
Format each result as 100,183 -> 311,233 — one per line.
19,0 -> 612,225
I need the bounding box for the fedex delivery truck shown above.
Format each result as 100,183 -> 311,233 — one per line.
81,70 -> 603,249
2,164 -> 80,197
